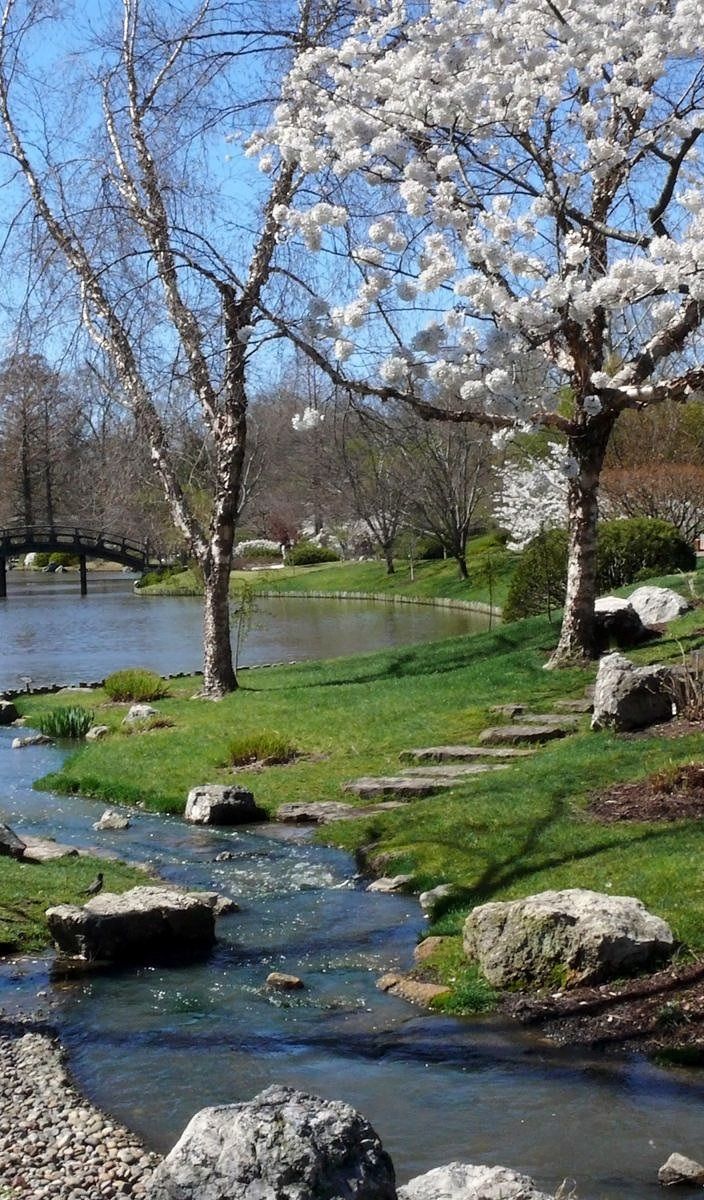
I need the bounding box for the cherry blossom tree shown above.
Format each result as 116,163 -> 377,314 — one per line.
260,0 -> 704,663
494,443 -> 569,551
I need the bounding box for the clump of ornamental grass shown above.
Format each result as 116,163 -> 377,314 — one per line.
103,668 -> 169,703
226,732 -> 298,768
35,706 -> 94,739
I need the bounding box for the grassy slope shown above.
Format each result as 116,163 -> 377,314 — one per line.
142,536 -> 519,609
0,857 -> 150,953
21,580 -> 704,963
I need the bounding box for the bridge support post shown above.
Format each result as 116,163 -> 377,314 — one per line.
79,554 -> 87,596
0,556 -> 5,599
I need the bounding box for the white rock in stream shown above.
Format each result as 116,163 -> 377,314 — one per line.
398,1163 -> 554,1200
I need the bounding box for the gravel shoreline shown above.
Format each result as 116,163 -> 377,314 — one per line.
0,1016 -> 161,1198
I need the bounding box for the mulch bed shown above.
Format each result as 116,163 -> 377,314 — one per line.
589,762 -> 704,823
501,960 -> 704,1060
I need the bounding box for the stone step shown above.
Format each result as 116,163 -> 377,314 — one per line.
553,698 -> 594,714
400,763 -> 509,779
342,776 -> 453,800
276,800 -> 406,825
520,712 -> 581,727
478,724 -> 572,746
21,835 -> 79,863
400,745 -> 536,764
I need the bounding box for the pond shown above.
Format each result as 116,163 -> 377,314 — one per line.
0,571 -> 491,691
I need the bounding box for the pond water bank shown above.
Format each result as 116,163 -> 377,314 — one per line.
3,731 -> 704,1200
0,573 -> 489,692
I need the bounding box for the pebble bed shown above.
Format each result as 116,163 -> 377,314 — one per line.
0,1017 -> 161,1198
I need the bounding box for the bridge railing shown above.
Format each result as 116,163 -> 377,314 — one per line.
0,524 -> 152,561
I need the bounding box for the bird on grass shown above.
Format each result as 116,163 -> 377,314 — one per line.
81,872 -> 104,897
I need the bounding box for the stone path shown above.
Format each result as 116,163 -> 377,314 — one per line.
401,746 -> 535,763
0,1016 -> 160,1199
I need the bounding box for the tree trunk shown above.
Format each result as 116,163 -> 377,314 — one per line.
456,553 -> 468,580
547,418 -> 615,668
201,553 -> 237,697
383,543 -> 395,574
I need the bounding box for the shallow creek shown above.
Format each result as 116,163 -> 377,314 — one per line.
2,729 -> 703,1199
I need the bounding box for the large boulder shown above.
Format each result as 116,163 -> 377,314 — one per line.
591,652 -> 675,732
46,886 -> 216,963
593,597 -> 651,650
0,822 -> 26,859
0,700 -> 18,725
398,1163 -> 553,1200
463,888 -> 673,989
627,586 -> 691,627
184,783 -> 265,825
149,1084 -> 396,1200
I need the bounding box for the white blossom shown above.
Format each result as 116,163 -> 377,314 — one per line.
292,406 -> 325,432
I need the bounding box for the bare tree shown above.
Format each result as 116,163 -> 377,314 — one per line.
335,405 -> 407,574
0,0 -> 344,695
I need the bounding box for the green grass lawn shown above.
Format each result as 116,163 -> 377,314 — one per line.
0,857 -> 150,953
18,585 -> 704,985
143,535 -> 518,609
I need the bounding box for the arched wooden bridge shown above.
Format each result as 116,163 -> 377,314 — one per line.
0,525 -> 161,596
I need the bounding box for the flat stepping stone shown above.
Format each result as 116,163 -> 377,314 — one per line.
400,763 -> 509,779
401,745 -> 536,764
21,835 -> 79,863
277,801 -> 405,825
489,704 -> 526,718
377,971 -> 450,1006
520,712 -> 581,727
478,724 -> 571,746
553,698 -> 594,713
343,776 -> 452,800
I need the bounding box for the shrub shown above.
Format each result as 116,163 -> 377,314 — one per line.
286,540 -> 339,565
504,517 -> 696,621
103,668 -> 169,702
416,535 -> 445,560
234,538 -> 282,558
48,552 -> 77,568
597,518 -> 696,590
135,565 -> 187,590
36,706 -> 94,739
503,527 -> 568,622
226,732 -> 298,767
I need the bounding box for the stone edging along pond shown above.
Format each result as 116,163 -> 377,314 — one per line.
250,588 -> 502,619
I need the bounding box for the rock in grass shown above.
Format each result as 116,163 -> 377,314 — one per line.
590,653 -> 675,732
0,700 -> 18,725
46,886 -> 216,963
419,884 -> 465,919
185,784 -> 265,825
86,724 -> 110,741
628,586 -> 691,627
463,888 -> 673,989
367,875 -> 414,894
398,1162 -> 554,1200
0,823 -> 26,859
658,1152 -> 704,1186
149,1084 -> 396,1200
122,704 -> 158,724
478,725 -> 569,746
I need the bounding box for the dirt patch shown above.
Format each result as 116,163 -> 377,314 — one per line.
502,960 -> 704,1061
589,762 -> 704,823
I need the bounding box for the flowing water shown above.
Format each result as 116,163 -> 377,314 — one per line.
2,733 -> 704,1199
0,571 -> 489,691
0,575 -> 703,1197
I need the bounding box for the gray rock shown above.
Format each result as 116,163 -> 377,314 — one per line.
553,698 -> 593,713
266,972 -> 304,990
419,884 -> 465,919
398,1162 -> 554,1200
593,597 -> 651,649
122,704 -> 158,724
628,586 -> 691,627
86,724 -> 110,741
0,822 -> 26,859
343,776 -> 452,799
367,874 -> 414,894
401,746 -> 536,763
478,725 -> 569,746
200,891 -> 241,916
92,809 -> 130,831
0,700 -> 18,725
149,1084 -> 396,1200
22,835 -> 78,863
658,1152 -> 704,1186
185,784 -> 265,825
400,764 -> 509,779
46,885 -> 216,963
591,652 -> 675,732
11,733 -> 53,749
463,887 -> 673,988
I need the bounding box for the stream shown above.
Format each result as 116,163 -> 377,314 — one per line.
2,730 -> 704,1199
